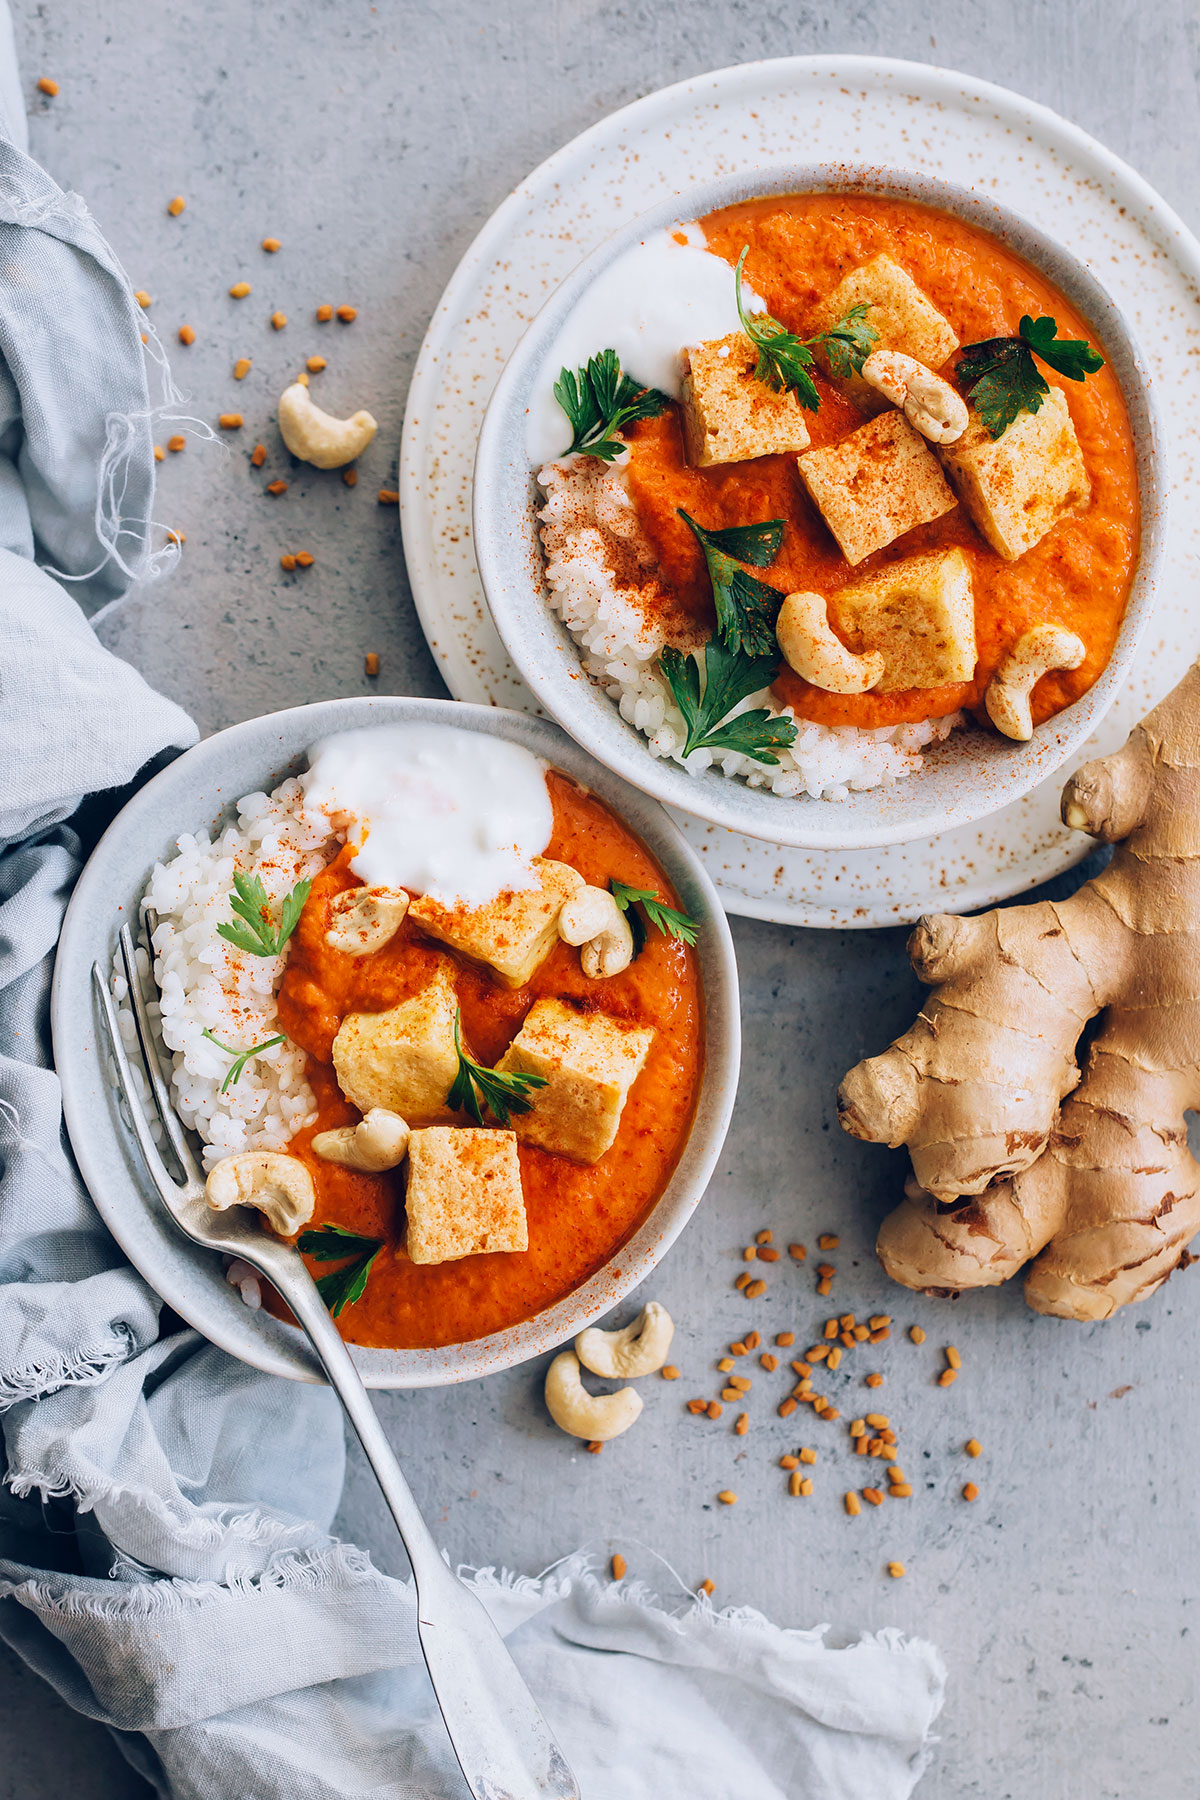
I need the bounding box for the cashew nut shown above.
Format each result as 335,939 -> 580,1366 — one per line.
575,1301 -> 674,1378
557,884 -> 634,979
985,624 -> 1086,742
860,350 -> 969,445
311,1108 -> 410,1172
543,1349 -> 644,1441
776,591 -> 885,695
277,376 -> 378,469
205,1151 -> 315,1234
325,886 -> 409,956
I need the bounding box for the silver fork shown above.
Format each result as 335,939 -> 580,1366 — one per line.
93,922 -> 579,1800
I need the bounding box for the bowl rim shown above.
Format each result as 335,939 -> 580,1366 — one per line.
51,696 -> 741,1389
473,162 -> 1166,852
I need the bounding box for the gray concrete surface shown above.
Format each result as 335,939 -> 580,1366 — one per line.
5,2 -> 1200,1796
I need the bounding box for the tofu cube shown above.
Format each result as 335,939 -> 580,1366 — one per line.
410,859 -> 583,990
495,996 -> 654,1165
797,412 -> 958,566
680,332 -> 812,466
811,254 -> 959,412
332,957 -> 459,1122
938,387 -> 1091,562
405,1126 -> 527,1264
833,549 -> 977,692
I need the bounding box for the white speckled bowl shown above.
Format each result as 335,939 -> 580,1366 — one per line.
473,166 -> 1165,851
52,698 -> 740,1388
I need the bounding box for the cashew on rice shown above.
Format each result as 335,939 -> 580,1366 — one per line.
312,1108 -> 411,1172
277,376 -> 378,469
205,1151 -> 315,1234
776,591 -> 885,695
558,884 -> 634,978
575,1302 -> 674,1378
543,1349 -> 644,1441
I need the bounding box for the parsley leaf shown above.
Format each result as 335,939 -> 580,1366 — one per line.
216,870 -> 312,958
956,315 -> 1104,439
684,517 -> 784,566
610,879 -> 699,949
734,248 -> 879,407
678,509 -> 785,658
553,348 -> 671,461
297,1223 -> 384,1318
201,1028 -> 288,1094
658,641 -> 797,766
448,1009 -> 547,1127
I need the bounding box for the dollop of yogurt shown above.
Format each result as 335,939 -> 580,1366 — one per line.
302,723 -> 553,909
525,224 -> 764,465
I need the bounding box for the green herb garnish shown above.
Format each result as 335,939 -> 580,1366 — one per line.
678,508 -> 785,658
734,247 -> 878,408
956,314 -> 1105,439
297,1223 -> 384,1317
201,1028 -> 287,1094
658,641 -> 797,766
216,870 -> 312,959
448,1009 -> 548,1127
610,879 -> 699,955
553,348 -> 671,461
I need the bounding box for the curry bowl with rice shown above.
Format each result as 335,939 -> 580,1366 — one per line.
473,167 -> 1164,850
56,698 -> 739,1386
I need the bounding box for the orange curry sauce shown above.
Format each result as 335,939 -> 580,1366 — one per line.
272,771 -> 703,1349
623,194 -> 1139,729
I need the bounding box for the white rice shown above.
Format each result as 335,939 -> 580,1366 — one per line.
537,456 -> 962,802
116,777 -> 338,1172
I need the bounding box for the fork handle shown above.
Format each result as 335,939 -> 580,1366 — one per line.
266,1252 -> 579,1800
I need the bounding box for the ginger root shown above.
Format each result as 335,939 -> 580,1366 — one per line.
838,662 -> 1200,1321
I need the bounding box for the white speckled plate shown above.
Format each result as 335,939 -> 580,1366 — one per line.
400,55 -> 1200,927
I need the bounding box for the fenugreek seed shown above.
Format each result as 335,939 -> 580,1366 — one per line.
816,1264 -> 834,1279
850,1419 -> 867,1437
306,355 -> 327,374
717,1490 -> 737,1506
786,1469 -> 802,1497
879,1428 -> 897,1445
760,1353 -> 778,1372
229,282 -> 251,298
730,1341 -> 748,1357
788,1243 -> 807,1261
756,1229 -> 773,1245
336,304 -> 357,322
823,1320 -> 838,1340
153,445 -> 164,462
166,529 -> 185,545
827,1348 -> 842,1371
776,1332 -> 795,1347
743,1246 -> 757,1261
863,1487 -> 884,1507
134,290 -> 152,308
799,1477 -> 813,1497
37,77 -> 59,96
818,1234 -> 840,1249
868,1437 -> 883,1455
869,1315 -> 891,1331
735,1413 -> 749,1436
869,1328 -> 890,1343
722,1382 -> 744,1402
280,554 -> 296,571
735,1273 -> 752,1292
823,1407 -> 840,1421
234,357 -> 253,380
271,311 -> 288,330
687,1398 -> 706,1414
745,1279 -> 766,1299
938,1369 -> 958,1387
758,1247 -> 780,1263
886,1465 -> 906,1483
250,443 -> 267,467
266,479 -> 288,496
865,1373 -> 884,1388
780,1454 -> 800,1470
778,1398 -> 797,1418
909,1325 -> 926,1345
844,1492 -> 861,1516
706,1401 -> 722,1420
807,1345 -> 829,1363
965,1438 -> 982,1458
699,1578 -> 714,1596
167,434 -> 186,452
793,1382 -> 813,1399
791,1361 -> 812,1379
218,413 -> 243,430
839,1313 -> 855,1329
799,1446 -> 816,1465
586,1441 -> 603,1454
853,1324 -> 870,1342
659,1364 -> 679,1381
865,1413 -> 889,1428
167,195 -> 186,216
343,467 -> 358,486
262,236 -> 281,253
963,1482 -> 979,1502
890,1483 -> 913,1497
717,1357 -> 734,1374
728,1375 -> 751,1392
316,303 -> 333,322
744,1333 -> 760,1351
887,1562 -> 905,1579
945,1346 -> 962,1370
854,1438 -> 869,1456
816,1278 -> 832,1297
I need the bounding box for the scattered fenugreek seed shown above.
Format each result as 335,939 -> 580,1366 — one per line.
718,1357 -> 734,1374
945,1346 -> 962,1370
963,1482 -> 979,1502
743,1246 -> 757,1262
758,1247 -> 780,1262
778,1398 -> 797,1418
167,195 -> 186,216
280,553 -> 296,571
865,1373 -> 884,1388
336,304 -> 357,322
686,1398 -> 706,1414
788,1470 -> 802,1497
717,1490 -> 737,1506
887,1562 -> 906,1579
728,1376 -> 751,1393
730,1341 -> 748,1357
262,236 -> 281,253
890,1484 -> 913,1498
316,303 -> 333,322
938,1369 -> 958,1387
735,1272 -> 752,1292
167,434 -> 186,452
699,1578 -> 714,1596
799,1447 -> 816,1465
134,290 -> 152,308
909,1325 -> 926,1345
776,1332 -> 795,1347
271,310 -> 288,330
816,1277 -> 832,1296
266,479 -> 288,496
153,445 -> 164,462
788,1243 -> 807,1261
818,1234 -> 839,1249
869,1315 -> 891,1331
799,1477 -> 813,1497
229,282 -> 251,298
780,1454 -> 800,1470
343,467 -> 358,486
586,1441 -> 603,1454
706,1401 -> 722,1420
745,1279 -> 766,1299
744,1333 -> 760,1351
756,1229 -> 772,1245
306,355 -> 326,373
760,1353 -> 778,1372
219,413 -> 243,430
660,1364 -> 679,1381
844,1492 -> 861,1516
735,1413 -> 748,1436
863,1487 -> 884,1507
378,488 -> 400,504
37,77 -> 59,96
296,553 -> 314,567
965,1438 -> 982,1458
250,443 -> 267,467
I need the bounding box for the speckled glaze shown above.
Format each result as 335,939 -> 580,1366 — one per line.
51,699 -> 740,1388
400,56 -> 1200,923
473,164 -> 1163,853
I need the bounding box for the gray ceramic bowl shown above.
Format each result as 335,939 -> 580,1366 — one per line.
52,698 -> 740,1388
473,166 -> 1165,851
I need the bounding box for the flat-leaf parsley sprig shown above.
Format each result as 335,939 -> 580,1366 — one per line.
956,314 -> 1105,439
734,247 -> 879,409
448,1009 -> 547,1127
200,1028 -> 288,1094
553,348 -> 671,461
217,870 -> 312,959
609,879 -> 699,960
677,509 -> 786,659
658,640 -> 798,766
297,1223 -> 384,1317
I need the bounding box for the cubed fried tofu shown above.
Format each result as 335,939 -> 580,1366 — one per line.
938,387 -> 1091,562
495,996 -> 654,1165
680,332 -> 812,466
832,548 -> 977,692
405,1126 -> 527,1264
409,859 -> 583,989
332,957 -> 459,1121
797,412 -> 958,566
812,254 -> 959,412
